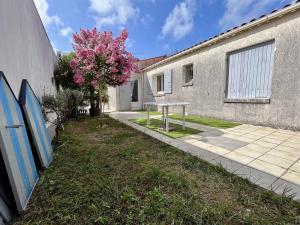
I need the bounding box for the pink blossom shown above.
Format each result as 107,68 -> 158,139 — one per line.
71,28 -> 139,88
73,73 -> 85,86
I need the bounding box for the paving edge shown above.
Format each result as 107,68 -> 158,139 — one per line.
109,114 -> 300,201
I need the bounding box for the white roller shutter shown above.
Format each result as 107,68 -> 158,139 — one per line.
227,41 -> 275,99
164,69 -> 172,94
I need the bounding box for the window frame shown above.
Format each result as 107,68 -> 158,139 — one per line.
224,40 -> 275,104
182,63 -> 194,87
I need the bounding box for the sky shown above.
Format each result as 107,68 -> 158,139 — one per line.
33,0 -> 295,59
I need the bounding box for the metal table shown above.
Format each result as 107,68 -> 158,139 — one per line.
143,102 -> 190,132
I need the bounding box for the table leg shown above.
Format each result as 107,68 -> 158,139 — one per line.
147,105 -> 150,126
183,105 -> 186,130
166,106 -> 169,132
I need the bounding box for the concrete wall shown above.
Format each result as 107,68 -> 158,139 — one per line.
144,11 -> 300,130
0,0 -> 57,99
0,0 -> 56,222
107,73 -> 142,111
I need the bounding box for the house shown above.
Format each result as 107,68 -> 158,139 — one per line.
108,56 -> 166,111
141,1 -> 300,130
0,0 -> 56,223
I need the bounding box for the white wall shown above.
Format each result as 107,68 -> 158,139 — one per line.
0,0 -> 56,222
144,10 -> 300,129
0,0 -> 57,99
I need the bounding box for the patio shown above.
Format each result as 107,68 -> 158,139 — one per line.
110,111 -> 300,200
12,115 -> 300,224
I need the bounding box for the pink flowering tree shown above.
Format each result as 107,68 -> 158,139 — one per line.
70,28 -> 139,117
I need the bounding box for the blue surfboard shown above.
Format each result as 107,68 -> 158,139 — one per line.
19,80 -> 53,169
0,72 -> 38,213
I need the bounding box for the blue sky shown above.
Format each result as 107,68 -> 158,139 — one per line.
33,0 -> 294,59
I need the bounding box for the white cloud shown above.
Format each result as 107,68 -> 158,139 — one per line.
160,0 -> 197,41
33,0 -> 63,26
163,44 -> 170,50
126,37 -> 135,48
141,14 -> 154,26
89,0 -> 139,28
50,41 -> 59,53
60,26 -> 73,37
219,0 -> 293,31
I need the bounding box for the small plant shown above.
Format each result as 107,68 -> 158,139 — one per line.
42,89 -> 84,143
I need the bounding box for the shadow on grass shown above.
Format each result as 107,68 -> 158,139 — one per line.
169,114 -> 241,129
130,118 -> 201,139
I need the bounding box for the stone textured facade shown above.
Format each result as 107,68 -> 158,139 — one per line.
143,7 -> 300,130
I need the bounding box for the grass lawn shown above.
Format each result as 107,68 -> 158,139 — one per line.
131,118 -> 201,138
169,114 -> 241,129
14,117 -> 300,225
136,110 -> 162,116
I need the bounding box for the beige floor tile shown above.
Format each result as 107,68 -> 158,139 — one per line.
274,145 -> 300,155
289,163 -> 300,173
268,149 -> 300,161
222,134 -> 241,139
249,131 -> 273,137
265,134 -> 290,141
258,127 -> 277,132
190,141 -> 212,149
276,129 -> 298,135
245,143 -> 271,152
242,133 -> 262,140
269,132 -> 293,139
235,146 -> 268,158
206,146 -> 230,155
259,137 -> 284,145
249,159 -> 286,177
281,141 -> 300,149
253,140 -> 278,149
183,139 -> 198,144
238,127 -> 258,132
224,152 -> 255,164
227,131 -> 244,136
234,136 -> 254,143
286,137 -> 300,144
281,171 -> 300,185
188,135 -> 203,139
258,154 -> 295,169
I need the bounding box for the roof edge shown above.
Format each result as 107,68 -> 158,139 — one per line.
143,1 -> 300,72
31,0 -> 57,57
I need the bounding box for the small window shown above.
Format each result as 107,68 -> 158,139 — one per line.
157,74 -> 164,92
183,64 -> 193,85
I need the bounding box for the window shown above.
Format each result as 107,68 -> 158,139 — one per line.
157,74 -> 164,92
183,64 -> 193,85
226,41 -> 275,100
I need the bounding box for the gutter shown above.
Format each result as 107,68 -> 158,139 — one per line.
143,2 -> 300,72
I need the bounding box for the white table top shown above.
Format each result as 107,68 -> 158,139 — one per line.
143,102 -> 190,106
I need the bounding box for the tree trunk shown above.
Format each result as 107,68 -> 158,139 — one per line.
99,84 -> 103,127
89,88 -> 100,117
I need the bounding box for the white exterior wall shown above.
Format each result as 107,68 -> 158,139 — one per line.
0,0 -> 57,99
144,10 -> 300,129
0,0 -> 56,222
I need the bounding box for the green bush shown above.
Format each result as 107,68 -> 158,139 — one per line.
42,89 -> 84,142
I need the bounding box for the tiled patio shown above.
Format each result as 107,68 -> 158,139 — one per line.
109,112 -> 300,200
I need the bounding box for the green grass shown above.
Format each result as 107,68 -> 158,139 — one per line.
136,110 -> 162,116
14,116 -> 300,225
131,118 -> 201,139
169,114 -> 241,129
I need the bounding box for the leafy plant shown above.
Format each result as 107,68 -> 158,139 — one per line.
53,52 -> 79,90
42,89 -> 84,143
